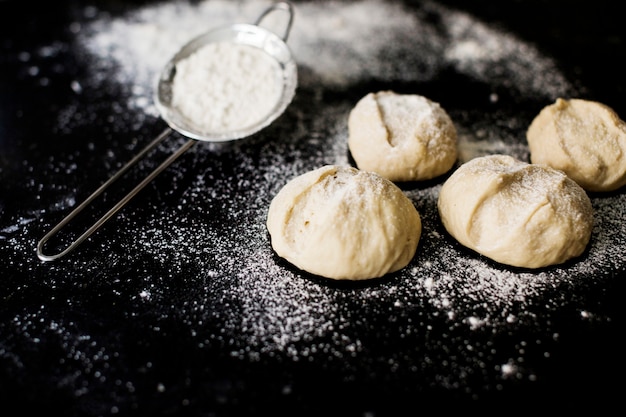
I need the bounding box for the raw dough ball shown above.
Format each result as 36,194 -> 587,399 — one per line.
348,91 -> 457,182
527,98 -> 626,192
267,165 -> 422,280
437,155 -> 593,269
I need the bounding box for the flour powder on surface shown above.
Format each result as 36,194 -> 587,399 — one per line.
7,1 -> 623,397
37,0 -> 598,336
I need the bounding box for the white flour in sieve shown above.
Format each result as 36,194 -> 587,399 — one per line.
171,41 -> 282,133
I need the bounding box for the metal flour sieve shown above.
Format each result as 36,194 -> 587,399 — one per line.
37,1 -> 297,261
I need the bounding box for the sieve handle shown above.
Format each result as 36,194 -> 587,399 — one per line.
254,1 -> 295,41
36,128 -> 196,262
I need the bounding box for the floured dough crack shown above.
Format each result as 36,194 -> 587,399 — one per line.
527,98 -> 626,192
437,154 -> 594,269
348,91 -> 458,182
266,165 -> 422,280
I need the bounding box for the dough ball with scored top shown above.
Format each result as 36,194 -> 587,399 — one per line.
527,98 -> 626,192
437,154 -> 594,269
266,165 -> 422,280
348,91 -> 458,182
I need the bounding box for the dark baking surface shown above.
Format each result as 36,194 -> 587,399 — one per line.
1,0 -> 624,415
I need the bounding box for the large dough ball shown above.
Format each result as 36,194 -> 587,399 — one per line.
527,98 -> 626,192
348,91 -> 458,182
267,165 -> 422,280
437,155 -> 594,269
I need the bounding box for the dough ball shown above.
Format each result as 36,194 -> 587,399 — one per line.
348,91 -> 458,182
437,155 -> 593,269
527,98 -> 626,192
267,165 -> 422,280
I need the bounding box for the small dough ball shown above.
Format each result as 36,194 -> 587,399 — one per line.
437,155 -> 593,269
348,91 -> 458,182
267,165 -> 422,280
527,98 -> 626,192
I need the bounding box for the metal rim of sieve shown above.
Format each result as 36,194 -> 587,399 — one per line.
155,19 -> 297,142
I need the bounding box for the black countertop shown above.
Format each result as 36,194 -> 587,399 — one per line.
1,0 -> 625,415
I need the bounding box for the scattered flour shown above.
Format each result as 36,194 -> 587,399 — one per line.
55,0 -> 613,348
3,0 -> 622,405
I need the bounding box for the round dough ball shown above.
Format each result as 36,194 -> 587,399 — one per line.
348,91 -> 458,182
267,165 -> 422,280
437,155 -> 593,269
527,98 -> 626,192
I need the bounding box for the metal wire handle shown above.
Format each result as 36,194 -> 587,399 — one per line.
255,1 -> 294,41
36,129 -> 194,261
